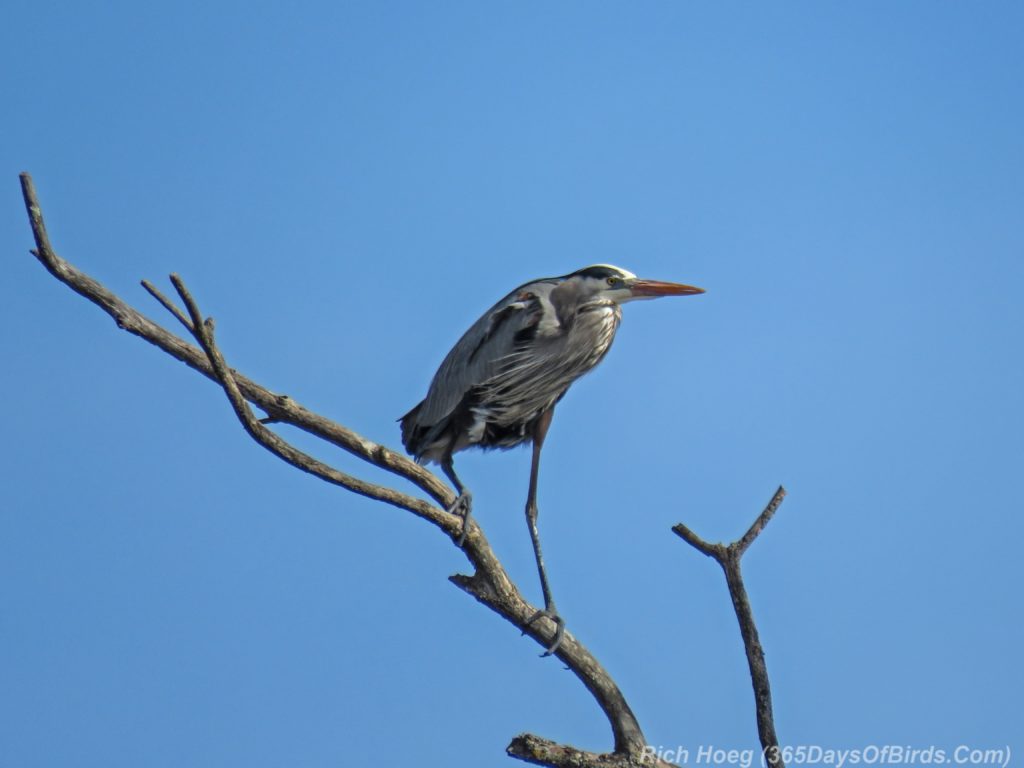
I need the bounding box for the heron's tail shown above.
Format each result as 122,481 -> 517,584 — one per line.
398,401 -> 425,457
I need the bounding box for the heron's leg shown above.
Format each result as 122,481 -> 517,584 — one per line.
441,452 -> 473,547
523,407 -> 565,657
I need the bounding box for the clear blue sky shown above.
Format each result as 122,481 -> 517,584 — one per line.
2,2 -> 1022,766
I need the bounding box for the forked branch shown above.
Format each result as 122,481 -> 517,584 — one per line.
673,486 -> 787,768
18,172 -> 672,768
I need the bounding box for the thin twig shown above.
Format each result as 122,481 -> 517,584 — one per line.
670,524 -> 723,559
141,279 -> 193,332
672,486 -> 787,768
736,486 -> 786,556
18,172 -> 658,767
157,271 -> 444,523
17,173 -> 452,510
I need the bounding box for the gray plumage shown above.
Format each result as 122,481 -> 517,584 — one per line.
399,263 -> 703,656
401,270 -> 622,463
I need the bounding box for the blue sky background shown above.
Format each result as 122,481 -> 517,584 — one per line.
2,2 -> 1022,766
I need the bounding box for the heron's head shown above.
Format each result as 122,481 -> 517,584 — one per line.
567,264 -> 705,304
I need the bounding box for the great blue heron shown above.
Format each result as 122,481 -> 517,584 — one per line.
400,264 -> 704,653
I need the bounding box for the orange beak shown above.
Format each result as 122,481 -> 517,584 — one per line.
628,279 -> 705,298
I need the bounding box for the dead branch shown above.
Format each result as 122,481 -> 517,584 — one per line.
508,733 -> 654,767
18,172 -> 673,768
673,486 -> 787,768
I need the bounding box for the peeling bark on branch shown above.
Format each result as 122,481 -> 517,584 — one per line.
508,733 -> 659,767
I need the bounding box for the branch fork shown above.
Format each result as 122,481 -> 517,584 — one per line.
673,486 -> 788,768
20,173 -> 791,768
18,172 -> 676,768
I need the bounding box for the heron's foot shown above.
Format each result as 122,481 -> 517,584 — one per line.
524,607 -> 565,657
446,490 -> 473,547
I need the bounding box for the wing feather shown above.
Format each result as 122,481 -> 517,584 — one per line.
414,281 -> 556,427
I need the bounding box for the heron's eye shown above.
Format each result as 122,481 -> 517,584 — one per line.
606,277 -> 617,286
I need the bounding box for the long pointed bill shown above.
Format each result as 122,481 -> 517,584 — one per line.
629,279 -> 705,298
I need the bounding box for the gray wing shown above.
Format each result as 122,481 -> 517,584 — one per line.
415,280 -> 556,427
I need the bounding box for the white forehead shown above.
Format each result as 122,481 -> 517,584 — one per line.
585,263 -> 637,279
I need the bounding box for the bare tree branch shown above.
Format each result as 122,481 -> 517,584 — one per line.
735,487 -> 786,557
18,175 -> 451,510
18,172 -> 674,768
673,486 -> 787,768
141,278 -> 194,332
508,733 -> 657,767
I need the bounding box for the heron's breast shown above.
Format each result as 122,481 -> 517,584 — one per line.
573,303 -> 621,361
